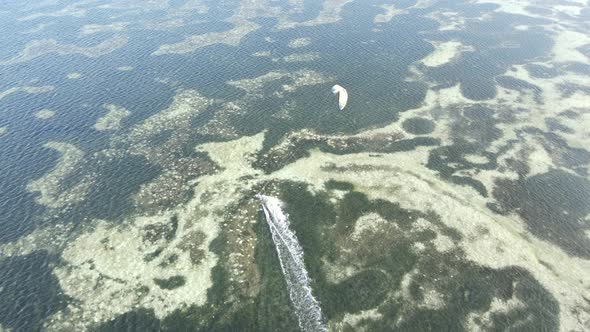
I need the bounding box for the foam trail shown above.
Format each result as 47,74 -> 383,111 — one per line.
257,194 -> 327,332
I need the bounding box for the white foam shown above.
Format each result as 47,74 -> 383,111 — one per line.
351,213 -> 388,240
44,132 -> 268,330
0,85 -> 54,101
551,29 -> 590,63
258,195 -> 327,332
18,0 -> 89,21
66,72 -> 82,79
0,35 -> 128,65
253,50 -> 271,57
277,0 -> 353,29
170,0 -> 208,16
288,37 -> 312,48
338,308 -> 382,331
0,224 -> 75,258
475,0 -> 538,17
80,22 -> 128,35
321,257 -> 359,283
465,296 -> 526,331
47,215 -> 218,330
22,22 -> 53,34
553,5 -> 584,16
426,11 -> 466,31
27,142 -> 92,210
282,52 -> 321,63
35,109 -> 55,119
94,104 -> 130,131
153,19 -> 259,55
374,4 -> 404,23
228,69 -> 332,96
463,154 -> 489,165
419,40 -> 474,67
413,0 -> 437,8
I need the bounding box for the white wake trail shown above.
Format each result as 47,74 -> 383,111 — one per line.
257,194 -> 327,332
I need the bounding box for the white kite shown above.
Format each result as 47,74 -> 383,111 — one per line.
331,84 -> 348,110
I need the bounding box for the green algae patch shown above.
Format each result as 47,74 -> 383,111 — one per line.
273,181 -> 420,318
0,252 -> 67,332
154,276 -> 186,290
177,230 -> 207,265
363,262 -> 560,332
326,269 -> 390,314
264,180 -> 560,331
402,117 -> 435,135
96,308 -> 161,332
493,169 -> 590,258
324,180 -> 355,191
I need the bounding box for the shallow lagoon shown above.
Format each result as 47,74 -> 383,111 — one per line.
0,0 -> 589,331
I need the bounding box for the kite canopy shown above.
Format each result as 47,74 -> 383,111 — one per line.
331,84 -> 348,110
